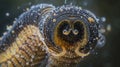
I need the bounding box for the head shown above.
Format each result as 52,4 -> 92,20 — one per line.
39,5 -> 99,63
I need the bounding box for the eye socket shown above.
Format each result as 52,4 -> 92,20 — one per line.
72,29 -> 79,35
73,20 -> 85,38
57,20 -> 70,35
62,29 -> 70,35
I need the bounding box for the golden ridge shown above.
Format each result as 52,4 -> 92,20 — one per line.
0,25 -> 46,67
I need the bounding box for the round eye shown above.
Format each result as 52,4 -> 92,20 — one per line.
63,29 -> 70,35
73,29 -> 79,35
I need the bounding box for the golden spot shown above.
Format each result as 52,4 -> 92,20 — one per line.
88,17 -> 95,23
53,19 -> 56,22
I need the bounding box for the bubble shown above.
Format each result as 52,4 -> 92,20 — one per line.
99,28 -> 106,33
52,19 -> 56,22
106,24 -> 111,32
96,33 -> 106,48
5,12 -> 10,17
6,25 -> 12,30
101,17 -> 106,22
26,8 -> 30,11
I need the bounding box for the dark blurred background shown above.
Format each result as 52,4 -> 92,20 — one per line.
0,0 -> 120,67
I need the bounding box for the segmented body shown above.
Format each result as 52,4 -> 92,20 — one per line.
0,4 -> 105,67
0,4 -> 54,67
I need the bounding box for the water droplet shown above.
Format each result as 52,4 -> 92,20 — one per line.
52,19 -> 56,22
101,17 -> 106,22
12,30 -> 15,33
26,8 -> 30,11
5,12 -> 10,17
96,33 -> 105,48
6,25 -> 12,30
3,32 -> 7,35
106,24 -> 111,32
99,28 -> 106,33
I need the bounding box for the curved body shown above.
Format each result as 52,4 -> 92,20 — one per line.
0,4 -> 105,67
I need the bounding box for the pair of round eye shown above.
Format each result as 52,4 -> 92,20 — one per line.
62,29 -> 79,35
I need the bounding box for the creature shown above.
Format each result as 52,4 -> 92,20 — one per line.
0,4 -> 105,67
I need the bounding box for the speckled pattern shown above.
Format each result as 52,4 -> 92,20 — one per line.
0,4 -> 105,67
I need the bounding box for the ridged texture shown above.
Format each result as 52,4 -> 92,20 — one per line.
0,4 -> 55,67
1,25 -> 46,67
0,4 -> 105,67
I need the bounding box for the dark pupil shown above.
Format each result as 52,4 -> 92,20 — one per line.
58,21 -> 70,35
74,21 -> 84,40
57,21 -> 84,44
